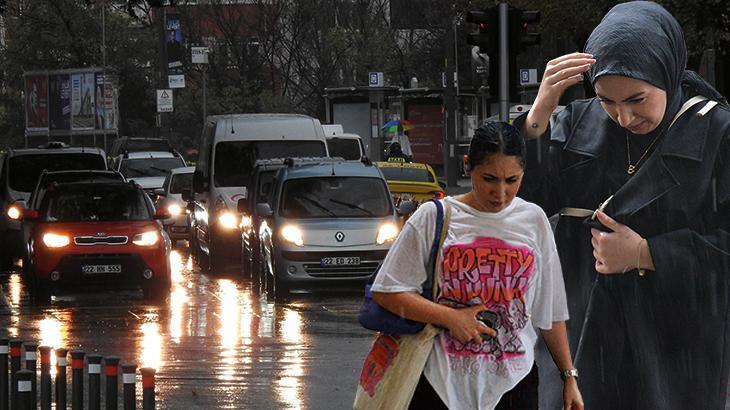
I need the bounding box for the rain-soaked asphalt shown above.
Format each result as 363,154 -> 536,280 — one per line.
0,247 -> 374,409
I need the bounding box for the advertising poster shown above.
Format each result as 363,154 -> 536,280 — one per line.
165,13 -> 185,88
104,77 -> 116,130
25,75 -> 49,131
49,74 -> 71,131
72,73 -> 95,130
406,104 -> 444,164
95,74 -> 105,129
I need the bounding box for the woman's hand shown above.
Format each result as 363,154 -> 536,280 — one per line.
446,304 -> 496,344
563,378 -> 584,410
591,211 -> 654,274
525,53 -> 595,139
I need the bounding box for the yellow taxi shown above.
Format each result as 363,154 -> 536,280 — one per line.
375,158 -> 445,206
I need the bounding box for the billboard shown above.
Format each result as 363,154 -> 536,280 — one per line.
165,13 -> 185,88
25,75 -> 49,131
24,69 -> 119,136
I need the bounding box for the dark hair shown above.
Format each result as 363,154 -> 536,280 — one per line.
466,121 -> 525,171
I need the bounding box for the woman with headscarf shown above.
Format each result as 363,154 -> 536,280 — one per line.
515,2 -> 730,408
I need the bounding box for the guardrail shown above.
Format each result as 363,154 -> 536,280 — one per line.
0,337 -> 156,409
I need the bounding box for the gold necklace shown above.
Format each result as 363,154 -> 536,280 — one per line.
626,132 -> 661,175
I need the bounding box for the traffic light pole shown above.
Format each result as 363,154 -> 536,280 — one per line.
498,2 -> 509,121
443,20 -> 459,188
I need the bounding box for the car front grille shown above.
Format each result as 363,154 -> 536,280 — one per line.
74,236 -> 128,245
302,261 -> 380,278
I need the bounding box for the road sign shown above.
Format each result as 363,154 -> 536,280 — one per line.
191,47 -> 209,64
157,89 -> 173,113
168,74 -> 185,89
520,68 -> 538,85
368,72 -> 383,87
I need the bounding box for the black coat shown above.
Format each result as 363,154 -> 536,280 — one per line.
517,97 -> 730,409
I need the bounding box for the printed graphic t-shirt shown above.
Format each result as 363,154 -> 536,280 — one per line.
371,196 -> 569,410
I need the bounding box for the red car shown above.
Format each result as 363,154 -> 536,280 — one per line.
23,180 -> 172,304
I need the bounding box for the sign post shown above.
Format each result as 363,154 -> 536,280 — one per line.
192,47 -> 209,125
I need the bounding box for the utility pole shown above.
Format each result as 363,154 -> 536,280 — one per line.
443,18 -> 459,188
498,2 -> 509,121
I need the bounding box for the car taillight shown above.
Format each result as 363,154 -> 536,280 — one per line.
431,191 -> 445,199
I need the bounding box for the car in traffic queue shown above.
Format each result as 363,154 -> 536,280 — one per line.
191,113 -> 329,273
374,158 -> 445,207
21,180 -> 172,304
154,166 -> 194,246
112,150 -> 187,198
255,157 -> 415,297
1,142 -> 108,272
108,137 -> 174,158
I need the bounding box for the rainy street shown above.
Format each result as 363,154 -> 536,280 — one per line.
0,247 -> 373,409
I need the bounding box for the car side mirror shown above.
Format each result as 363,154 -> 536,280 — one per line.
397,200 -> 417,216
154,188 -> 166,197
237,198 -> 251,214
154,207 -> 171,220
21,209 -> 39,221
181,188 -> 192,202
193,170 -> 207,193
255,203 -> 273,217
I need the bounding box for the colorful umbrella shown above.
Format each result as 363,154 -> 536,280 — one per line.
382,119 -> 415,133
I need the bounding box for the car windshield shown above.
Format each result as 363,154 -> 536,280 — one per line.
8,153 -> 107,192
40,184 -> 151,222
170,173 -> 193,194
326,138 -> 361,160
122,139 -> 170,153
379,166 -> 434,183
120,157 -> 185,178
280,177 -> 392,218
214,141 -> 327,187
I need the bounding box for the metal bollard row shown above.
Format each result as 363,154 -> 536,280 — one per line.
0,339 -> 157,410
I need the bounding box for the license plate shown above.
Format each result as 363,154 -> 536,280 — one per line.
82,264 -> 122,274
321,257 -> 361,266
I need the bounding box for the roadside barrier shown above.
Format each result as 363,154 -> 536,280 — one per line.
0,341 -> 157,409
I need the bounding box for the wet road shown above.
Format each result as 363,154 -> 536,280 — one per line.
0,248 -> 374,409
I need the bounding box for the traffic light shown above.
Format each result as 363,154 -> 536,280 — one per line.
466,8 -> 498,57
509,9 -> 541,54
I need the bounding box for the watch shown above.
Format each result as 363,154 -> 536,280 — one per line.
560,368 -> 579,380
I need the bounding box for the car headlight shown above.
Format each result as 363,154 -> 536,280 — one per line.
7,205 -> 21,220
218,211 -> 238,230
377,223 -> 399,245
132,231 -> 159,246
280,225 -> 304,246
167,203 -> 182,216
43,233 -> 70,248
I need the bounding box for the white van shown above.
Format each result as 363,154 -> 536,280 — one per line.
190,113 -> 329,272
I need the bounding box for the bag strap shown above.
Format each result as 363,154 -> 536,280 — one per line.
423,199 -> 451,300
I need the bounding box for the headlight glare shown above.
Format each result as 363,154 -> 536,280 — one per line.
167,203 -> 182,216
133,231 -> 159,246
281,225 -> 304,246
218,211 -> 238,229
43,233 -> 70,248
377,223 -> 399,245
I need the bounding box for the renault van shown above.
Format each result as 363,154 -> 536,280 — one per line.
190,114 -> 329,272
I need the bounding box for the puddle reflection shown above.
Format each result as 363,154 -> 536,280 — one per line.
275,308 -> 304,409
8,273 -> 21,337
141,315 -> 162,370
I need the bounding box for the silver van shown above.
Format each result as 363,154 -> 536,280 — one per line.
190,114 -> 329,272
255,158 -> 414,297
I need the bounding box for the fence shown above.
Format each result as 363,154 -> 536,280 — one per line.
1,337 -> 156,409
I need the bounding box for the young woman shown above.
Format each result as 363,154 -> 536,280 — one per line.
517,2 -> 730,408
371,122 -> 584,410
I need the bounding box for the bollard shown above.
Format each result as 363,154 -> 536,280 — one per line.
122,364 -> 136,410
140,367 -> 155,410
56,348 -> 68,410
39,346 -> 52,410
9,339 -> 22,410
105,357 -> 120,410
70,350 -> 85,410
23,342 -> 37,410
16,369 -> 33,410
87,354 -> 102,410
0,338 -> 8,410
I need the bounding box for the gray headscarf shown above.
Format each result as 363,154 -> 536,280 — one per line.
584,1 -> 727,134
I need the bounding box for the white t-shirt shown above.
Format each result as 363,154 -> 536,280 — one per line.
371,196 -> 569,410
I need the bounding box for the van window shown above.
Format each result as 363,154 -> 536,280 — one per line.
326,138 -> 361,160
8,153 -> 106,193
214,141 -> 327,187
280,177 -> 392,218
